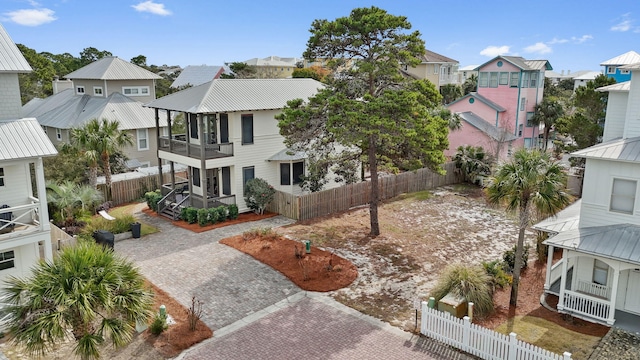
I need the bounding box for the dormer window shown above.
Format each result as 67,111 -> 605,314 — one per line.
76,86 -> 85,95
93,86 -> 103,96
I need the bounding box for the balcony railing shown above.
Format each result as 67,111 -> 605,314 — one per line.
0,198 -> 42,236
159,135 -> 233,160
439,74 -> 459,85
576,280 -> 611,299
562,290 -> 610,322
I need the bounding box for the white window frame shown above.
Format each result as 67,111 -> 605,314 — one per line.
137,129 -> 149,150
433,64 -> 439,75
620,69 -> 630,75
0,167 -> 5,187
607,66 -> 616,74
593,259 -> 608,286
93,86 -> 104,96
520,97 -> 526,111
76,86 -> 85,95
610,178 -> 637,214
478,72 -> 488,87
0,250 -> 15,271
122,86 -> 150,97
56,128 -> 62,141
510,72 -> 519,87
499,72 -> 509,85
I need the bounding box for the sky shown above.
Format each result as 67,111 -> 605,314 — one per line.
2,0 -> 640,74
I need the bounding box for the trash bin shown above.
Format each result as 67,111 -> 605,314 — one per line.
93,230 -> 114,250
131,222 -> 141,239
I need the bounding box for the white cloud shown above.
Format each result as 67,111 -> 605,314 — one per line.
524,42 -> 551,55
572,35 -> 593,43
548,37 -> 568,45
611,13 -> 633,31
132,1 -> 172,16
3,8 -> 56,26
479,45 -> 510,57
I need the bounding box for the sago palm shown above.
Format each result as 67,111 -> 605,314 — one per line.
486,149 -> 570,307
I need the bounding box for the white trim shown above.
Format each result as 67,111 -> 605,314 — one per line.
76,85 -> 85,95
137,128 -> 149,151
93,86 -> 104,96
607,66 -> 616,74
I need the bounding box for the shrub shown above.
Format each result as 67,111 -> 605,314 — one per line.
216,206 -> 228,222
535,231 -> 550,262
244,178 -> 275,215
228,204 -> 239,219
482,260 -> 512,292
430,263 -> 494,317
208,208 -> 219,224
82,214 -> 137,235
149,312 -> 167,335
502,244 -> 531,273
185,207 -> 198,224
187,296 -> 203,331
145,190 -> 162,212
180,207 -> 189,221
197,209 -> 208,227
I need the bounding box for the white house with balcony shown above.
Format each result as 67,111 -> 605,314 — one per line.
536,62 -> 640,329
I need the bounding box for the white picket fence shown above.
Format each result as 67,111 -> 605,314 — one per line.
421,303 -> 572,360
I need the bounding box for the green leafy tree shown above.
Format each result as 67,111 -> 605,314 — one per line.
79,47 -> 112,66
291,66 -> 330,82
440,84 -> 462,105
486,149 -> 570,307
130,55 -> 147,67
3,242 -> 153,360
16,44 -> 57,103
277,7 -> 449,236
220,62 -> 256,79
530,97 -> 564,151
244,178 -> 275,214
462,73 -> 477,95
44,145 -> 89,184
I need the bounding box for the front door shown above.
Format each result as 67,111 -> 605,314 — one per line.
624,270 -> 640,313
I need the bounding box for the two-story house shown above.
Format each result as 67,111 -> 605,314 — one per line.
403,49 -> 459,89
600,51 -> 640,83
243,56 -> 301,79
446,56 -> 551,160
0,23 -> 57,285
23,56 -> 169,168
145,78 -> 341,218
537,62 -> 640,329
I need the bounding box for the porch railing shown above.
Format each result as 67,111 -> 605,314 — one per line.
576,280 -> 611,299
0,201 -> 41,234
158,135 -> 233,159
562,290 -> 610,322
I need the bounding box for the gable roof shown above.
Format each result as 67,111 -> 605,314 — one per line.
171,65 -> 229,88
64,56 -> 162,80
600,51 -> 640,66
457,112 -> 517,141
145,78 -> 324,113
573,71 -> 601,81
420,49 -> 458,64
24,91 -> 167,130
543,224 -> 640,266
0,118 -> 56,160
447,92 -> 506,112
0,23 -> 31,73
533,199 -> 582,234
571,136 -> 640,162
597,81 -> 630,92
475,56 -> 552,71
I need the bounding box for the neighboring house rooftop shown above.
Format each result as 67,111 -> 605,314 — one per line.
170,65 -> 230,88
145,78 -> 324,113
244,56 -> 300,67
532,199 -> 582,234
475,56 -> 552,71
543,224 -> 640,266
0,23 -> 31,73
619,62 -> 640,71
420,49 -> 457,64
572,70 -> 601,80
459,65 -> 479,71
447,92 -> 506,112
571,136 -> 640,162
600,51 -> 640,66
64,56 -> 162,80
0,118 -> 57,160
457,111 -> 517,141
597,81 -> 630,92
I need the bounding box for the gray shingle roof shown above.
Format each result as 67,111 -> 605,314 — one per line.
0,118 -> 57,160
0,23 -> 31,73
64,56 -> 162,80
457,112 -> 518,141
420,49 -> 458,64
572,136 -> 640,162
533,199 -> 582,233
145,78 -> 324,113
543,224 -> 640,266
171,65 -> 229,88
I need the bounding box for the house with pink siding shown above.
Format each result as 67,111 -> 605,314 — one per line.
446,56 -> 552,160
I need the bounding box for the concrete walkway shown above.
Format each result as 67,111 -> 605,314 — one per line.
116,210 -> 475,360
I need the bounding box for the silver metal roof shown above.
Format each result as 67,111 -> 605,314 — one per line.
146,78 -> 324,113
171,65 -> 229,88
543,224 -> 640,266
572,136 -> 640,162
64,56 -> 162,80
597,81 -> 630,92
600,51 -> 640,66
447,93 -> 506,112
244,56 -> 300,67
0,118 -> 57,161
619,62 -> 640,71
573,71 -> 601,80
25,91 -> 168,130
267,148 -> 306,161
457,111 -> 518,142
0,23 -> 31,73
533,199 -> 582,233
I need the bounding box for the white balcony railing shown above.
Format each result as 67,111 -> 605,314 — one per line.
0,200 -> 41,235
562,290 -> 610,322
576,280 -> 611,299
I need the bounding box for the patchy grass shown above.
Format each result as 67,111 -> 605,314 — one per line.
494,315 -> 602,360
109,203 -> 158,236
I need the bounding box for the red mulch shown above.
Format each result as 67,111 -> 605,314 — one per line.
220,233 -> 358,292
142,207 -> 278,233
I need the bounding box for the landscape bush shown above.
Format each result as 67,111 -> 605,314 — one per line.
502,244 -> 531,273
184,207 -> 198,224
82,214 -> 137,235
149,312 -> 168,335
430,263 -> 494,317
228,204 -> 239,219
244,178 -> 275,215
197,208 -> 208,227
216,206 -> 228,222
208,208 -> 219,224
145,190 -> 162,212
482,260 -> 512,292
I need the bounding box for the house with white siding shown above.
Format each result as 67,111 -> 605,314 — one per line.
537,62 -> 640,329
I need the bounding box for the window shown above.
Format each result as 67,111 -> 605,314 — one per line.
526,112 -> 535,127
518,124 -> 523,137
433,64 -> 439,74
122,86 -> 150,97
524,138 -> 532,148
192,167 -> 201,187
280,163 -> 291,185
292,161 -> 304,185
489,72 -> 498,87
241,114 -> 254,145
93,86 -> 103,96
521,72 -> 530,88
56,128 -> 62,141
593,259 -> 608,286
520,97 -> 526,111
0,251 -> 14,271
610,178 -> 637,214
607,66 -> 616,74
478,72 -> 488,87
242,166 -> 255,190
530,72 -> 538,88
280,161 -> 305,186
510,72 -> 519,87
499,72 -> 509,85
189,114 -> 198,139
621,69 -> 630,74
0,168 -> 4,187
76,86 -> 85,95
137,129 -> 148,150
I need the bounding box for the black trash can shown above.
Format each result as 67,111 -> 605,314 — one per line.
93,230 -> 114,250
131,222 -> 141,239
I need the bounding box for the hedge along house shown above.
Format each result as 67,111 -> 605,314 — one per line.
144,78 -> 330,218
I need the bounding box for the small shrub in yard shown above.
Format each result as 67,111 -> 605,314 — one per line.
149,312 -> 168,335
145,190 -> 162,212
502,244 -> 531,273
180,207 -> 189,221
208,208 -> 219,224
228,204 -> 239,219
197,209 -> 208,227
187,296 -> 203,331
82,214 -> 137,235
244,178 -> 275,215
216,206 -> 228,222
430,263 -> 494,317
482,260 -> 512,292
185,207 -> 198,224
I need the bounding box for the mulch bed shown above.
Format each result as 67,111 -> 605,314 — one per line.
142,207 -> 278,233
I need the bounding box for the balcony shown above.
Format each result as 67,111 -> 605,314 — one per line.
439,74 -> 459,85
0,198 -> 44,239
159,135 -> 233,160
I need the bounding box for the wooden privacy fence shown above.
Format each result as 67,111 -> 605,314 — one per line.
267,162 -> 462,221
421,305 -> 571,360
97,172 -> 185,206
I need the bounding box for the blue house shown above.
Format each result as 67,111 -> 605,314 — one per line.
600,51 -> 640,83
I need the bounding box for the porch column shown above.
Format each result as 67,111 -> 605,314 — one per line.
198,114 -> 207,208
155,108 -> 162,187
544,245 -> 554,290
607,267 -> 620,325
557,249 -> 568,311
35,158 -> 52,262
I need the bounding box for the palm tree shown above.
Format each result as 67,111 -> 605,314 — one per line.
486,149 -> 570,307
530,97 -> 564,151
2,242 -> 153,360
462,74 -> 478,95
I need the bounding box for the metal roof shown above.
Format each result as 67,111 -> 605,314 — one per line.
459,65 -> 479,71
543,224 -> 640,266
0,118 -> 57,161
171,65 -> 229,88
600,51 -> 640,66
0,23 -> 31,73
619,62 -> 640,71
420,49 -> 458,64
597,81 -> 630,92
532,199 -> 582,233
573,71 -> 601,80
25,91 -> 168,130
22,88 -> 76,118
244,56 -> 300,67
457,112 -> 518,142
267,148 -> 306,161
447,92 -> 506,112
145,78 -> 324,113
571,136 -> 640,162
64,56 -> 162,80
